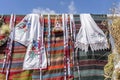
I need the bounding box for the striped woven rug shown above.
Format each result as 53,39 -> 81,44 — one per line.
0,14 -> 110,80
73,14 -> 110,80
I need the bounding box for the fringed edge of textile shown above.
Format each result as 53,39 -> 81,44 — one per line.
75,42 -> 109,52
75,42 -> 89,52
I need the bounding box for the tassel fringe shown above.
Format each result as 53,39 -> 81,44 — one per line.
75,42 -> 109,52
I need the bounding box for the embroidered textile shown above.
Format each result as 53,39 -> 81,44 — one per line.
75,14 -> 109,52
14,14 -> 47,70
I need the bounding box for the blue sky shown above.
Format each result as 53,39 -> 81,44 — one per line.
0,0 -> 120,14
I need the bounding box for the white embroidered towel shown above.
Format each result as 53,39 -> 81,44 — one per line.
75,14 -> 109,52
14,14 -> 47,70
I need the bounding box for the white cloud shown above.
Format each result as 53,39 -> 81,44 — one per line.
115,2 -> 120,13
68,1 -> 77,14
109,2 -> 120,14
32,7 -> 56,14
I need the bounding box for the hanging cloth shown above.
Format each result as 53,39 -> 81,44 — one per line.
75,14 -> 109,52
70,14 -> 76,65
47,14 -> 51,65
2,14 -> 16,80
70,14 -> 76,42
62,14 -> 72,80
62,14 -> 67,80
14,13 -> 47,70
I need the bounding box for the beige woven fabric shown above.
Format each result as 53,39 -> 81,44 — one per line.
111,17 -> 120,53
106,17 -> 120,80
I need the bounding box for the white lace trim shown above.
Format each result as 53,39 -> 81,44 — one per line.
75,41 -> 109,52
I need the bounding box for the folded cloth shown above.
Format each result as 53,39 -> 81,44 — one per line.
75,14 -> 109,52
14,13 -> 47,70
